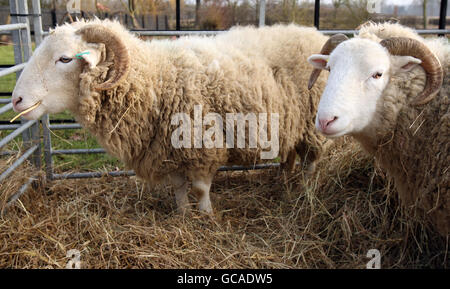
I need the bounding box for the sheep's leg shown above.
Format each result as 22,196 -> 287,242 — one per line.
174,182 -> 190,214
169,174 -> 190,213
192,176 -> 214,213
306,161 -> 317,176
296,143 -> 320,177
280,149 -> 297,175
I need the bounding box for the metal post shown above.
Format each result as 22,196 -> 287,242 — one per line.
439,0 -> 448,36
17,0 -> 32,61
10,0 -> 34,162
33,0 -> 52,182
30,0 -> 45,170
176,0 -> 181,31
42,114 -> 53,180
9,0 -> 23,65
18,0 -> 41,169
314,0 -> 320,29
259,0 -> 266,27
32,0 -> 44,47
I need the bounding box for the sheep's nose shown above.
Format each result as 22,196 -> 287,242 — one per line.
12,97 -> 23,109
319,116 -> 338,131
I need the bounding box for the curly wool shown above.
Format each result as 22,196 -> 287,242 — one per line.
354,22 -> 449,235
72,20 -> 330,184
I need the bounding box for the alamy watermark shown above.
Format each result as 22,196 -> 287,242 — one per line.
67,0 -> 97,14
366,249 -> 381,269
367,0 -> 382,14
66,249 -> 81,269
66,0 -> 80,13
171,105 -> 279,160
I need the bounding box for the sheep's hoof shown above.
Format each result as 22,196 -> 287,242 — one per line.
176,205 -> 192,217
198,206 -> 214,215
197,209 -> 215,221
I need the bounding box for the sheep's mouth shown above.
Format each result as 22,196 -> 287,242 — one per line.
10,101 -> 42,122
319,127 -> 349,138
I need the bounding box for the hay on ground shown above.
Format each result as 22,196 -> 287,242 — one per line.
0,138 -> 448,268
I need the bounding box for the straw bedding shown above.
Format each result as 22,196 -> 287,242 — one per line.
0,138 -> 447,268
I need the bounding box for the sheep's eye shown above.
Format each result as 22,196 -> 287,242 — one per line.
59,56 -> 73,63
372,72 -> 382,79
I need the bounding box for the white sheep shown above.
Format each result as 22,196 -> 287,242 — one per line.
11,19 -> 331,213
308,22 -> 449,236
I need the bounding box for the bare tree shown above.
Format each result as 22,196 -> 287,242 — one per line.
332,0 -> 344,27
119,0 -> 141,28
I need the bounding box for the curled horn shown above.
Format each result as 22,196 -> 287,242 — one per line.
308,34 -> 349,90
380,37 -> 443,106
76,25 -> 130,91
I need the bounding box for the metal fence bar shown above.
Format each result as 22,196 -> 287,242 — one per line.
259,0 -> 266,27
41,114 -> 53,180
52,170 -> 136,180
52,163 -> 283,180
0,63 -> 26,78
321,29 -> 450,35
439,0 -> 448,30
50,162 -> 285,180
20,0 -> 41,169
31,0 -> 44,47
0,119 -> 36,149
30,117 -> 40,168
43,29 -> 450,37
0,144 -> 38,182
0,99 -> 11,104
49,123 -> 82,130
17,0 -> 32,62
218,163 -> 282,171
0,124 -> 21,130
131,30 -> 225,36
6,176 -> 37,206
0,23 -> 28,32
51,148 -> 106,155
0,103 -> 13,115
10,0 -> 23,65
314,0 -> 320,29
176,0 -> 180,31
439,0 -> 448,36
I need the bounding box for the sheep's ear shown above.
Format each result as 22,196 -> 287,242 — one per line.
391,55 -> 422,73
78,43 -> 105,69
307,54 -> 329,70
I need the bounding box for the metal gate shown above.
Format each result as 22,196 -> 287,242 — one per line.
0,0 -> 41,207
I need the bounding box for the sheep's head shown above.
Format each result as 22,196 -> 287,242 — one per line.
307,36 -> 443,138
11,23 -> 130,120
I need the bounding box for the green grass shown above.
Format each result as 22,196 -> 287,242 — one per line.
0,74 -> 15,92
0,45 -> 15,65
0,112 -> 122,172
0,45 -> 16,93
0,44 -> 120,172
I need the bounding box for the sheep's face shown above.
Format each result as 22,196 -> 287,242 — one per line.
308,38 -> 421,137
11,26 -> 103,119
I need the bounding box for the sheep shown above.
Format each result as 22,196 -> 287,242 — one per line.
308,22 -> 449,236
12,19 -> 331,213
